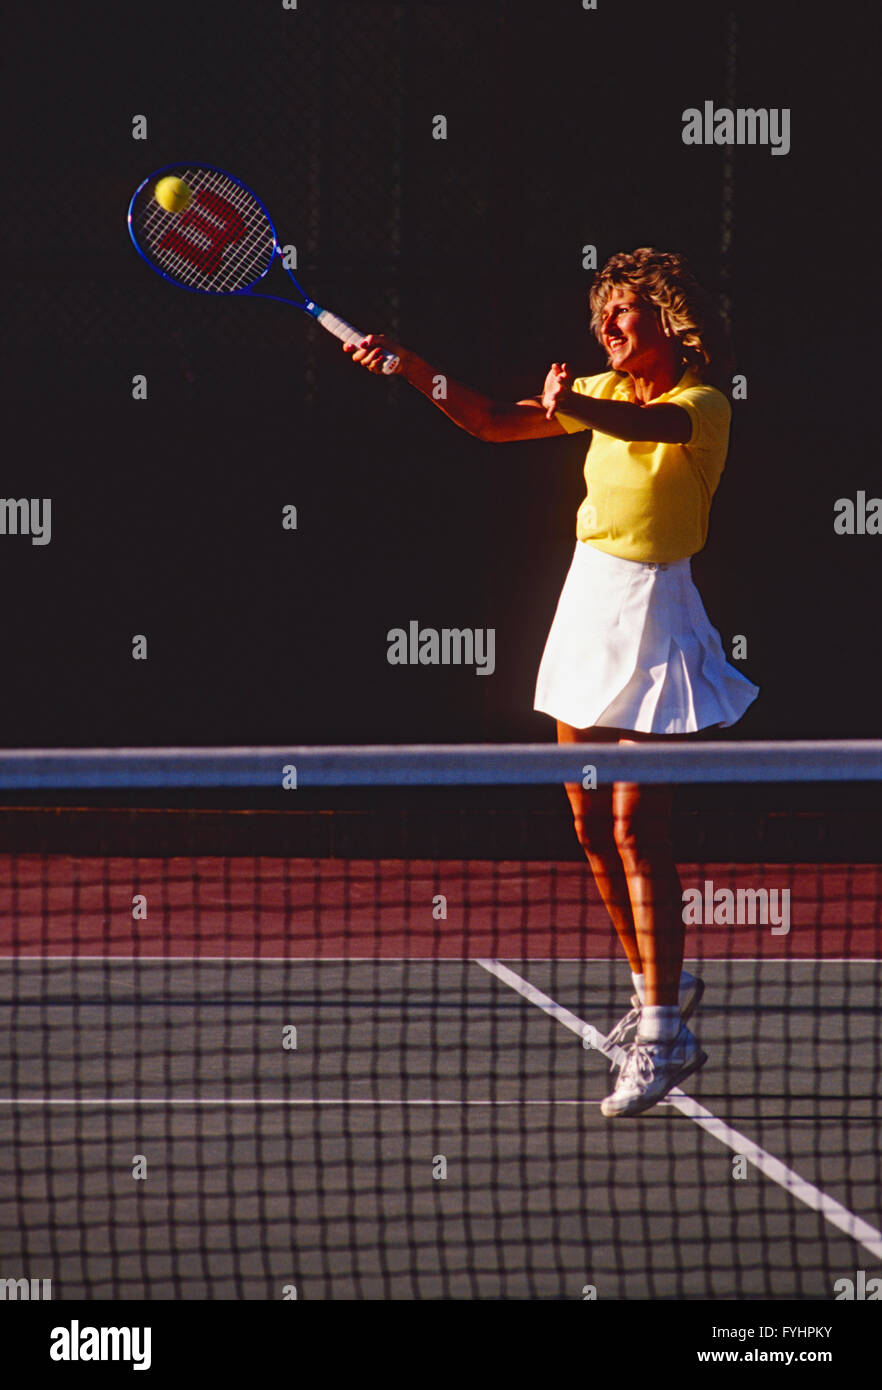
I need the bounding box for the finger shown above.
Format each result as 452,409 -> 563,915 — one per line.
352,347 -> 379,367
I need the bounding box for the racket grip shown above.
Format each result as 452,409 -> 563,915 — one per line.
315,308 -> 400,374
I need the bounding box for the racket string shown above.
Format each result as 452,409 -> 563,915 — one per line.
134,166 -> 276,293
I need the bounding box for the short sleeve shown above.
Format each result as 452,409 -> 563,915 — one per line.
675,384 -> 732,457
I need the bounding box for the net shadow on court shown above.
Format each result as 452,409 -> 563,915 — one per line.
3,953 -> 880,1301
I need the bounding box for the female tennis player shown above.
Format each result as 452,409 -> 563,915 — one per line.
344,247 -> 758,1116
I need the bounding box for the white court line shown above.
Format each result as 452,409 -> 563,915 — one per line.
475,957 -> 882,1262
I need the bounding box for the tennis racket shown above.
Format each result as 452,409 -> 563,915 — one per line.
127,163 -> 400,373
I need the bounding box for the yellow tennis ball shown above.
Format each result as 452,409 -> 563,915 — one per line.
154,176 -> 192,213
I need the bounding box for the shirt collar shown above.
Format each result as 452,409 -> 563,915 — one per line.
612,365 -> 699,403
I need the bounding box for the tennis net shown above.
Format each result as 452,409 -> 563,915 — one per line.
0,741 -> 880,1301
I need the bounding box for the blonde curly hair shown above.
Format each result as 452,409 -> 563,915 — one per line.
589,248 -> 733,389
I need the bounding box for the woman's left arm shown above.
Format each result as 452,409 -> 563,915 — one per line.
542,367 -> 691,444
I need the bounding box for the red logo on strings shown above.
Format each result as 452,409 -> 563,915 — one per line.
156,188 -> 247,277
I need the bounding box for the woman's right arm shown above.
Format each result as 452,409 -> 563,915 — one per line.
343,334 -> 567,443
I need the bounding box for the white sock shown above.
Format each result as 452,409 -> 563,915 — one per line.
638,1005 -> 680,1043
633,971 -> 695,1010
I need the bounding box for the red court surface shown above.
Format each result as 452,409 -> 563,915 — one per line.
1,856 -> 879,959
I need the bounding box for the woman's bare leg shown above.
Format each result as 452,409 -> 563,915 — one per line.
557,721 -> 687,1006
556,721 -> 643,975
611,773 -> 684,1007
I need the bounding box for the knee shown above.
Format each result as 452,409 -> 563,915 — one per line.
571,812 -> 617,857
613,808 -> 673,866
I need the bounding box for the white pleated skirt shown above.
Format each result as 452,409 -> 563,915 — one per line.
534,541 -> 759,734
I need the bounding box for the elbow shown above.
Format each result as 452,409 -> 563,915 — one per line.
479,425 -> 511,444
474,404 -> 506,443
474,422 -> 502,443
447,415 -> 489,441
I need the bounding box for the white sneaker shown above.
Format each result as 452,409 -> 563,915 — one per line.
600,1023 -> 707,1118
603,976 -> 705,1050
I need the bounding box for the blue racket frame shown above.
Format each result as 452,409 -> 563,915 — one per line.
127,160 -> 320,312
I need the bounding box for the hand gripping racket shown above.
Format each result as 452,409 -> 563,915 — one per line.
127,163 -> 400,373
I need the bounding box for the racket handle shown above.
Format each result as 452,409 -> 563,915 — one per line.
315,308 -> 400,375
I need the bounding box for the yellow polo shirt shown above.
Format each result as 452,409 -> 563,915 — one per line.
555,367 -> 732,562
